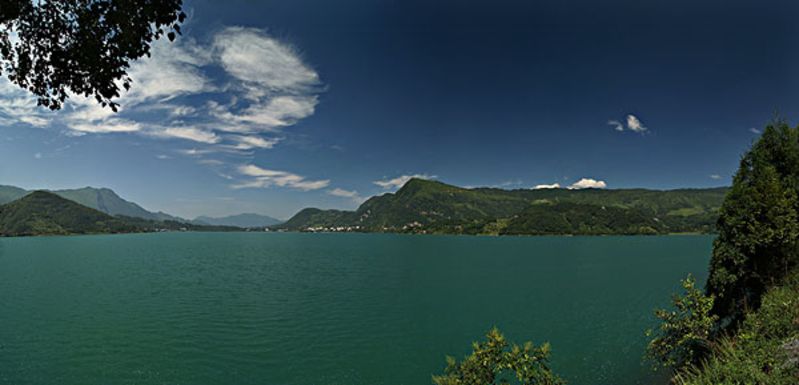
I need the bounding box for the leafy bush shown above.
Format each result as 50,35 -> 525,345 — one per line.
433,328 -> 564,385
674,273 -> 799,385
646,275 -> 718,370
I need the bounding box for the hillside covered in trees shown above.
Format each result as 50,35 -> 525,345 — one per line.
643,121 -> 799,384
278,180 -> 727,235
0,191 -> 142,236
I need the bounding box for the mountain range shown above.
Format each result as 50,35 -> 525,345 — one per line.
0,185 -> 282,228
0,185 -> 180,221
193,213 -> 282,228
0,180 -> 730,236
277,178 -> 729,235
0,191 -> 245,236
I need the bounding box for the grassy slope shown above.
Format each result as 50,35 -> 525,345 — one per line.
677,274 -> 799,385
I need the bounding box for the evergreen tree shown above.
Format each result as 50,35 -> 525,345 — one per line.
706,121 -> 799,324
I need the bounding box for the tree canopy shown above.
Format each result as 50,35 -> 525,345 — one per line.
706,120 -> 799,324
0,0 -> 185,111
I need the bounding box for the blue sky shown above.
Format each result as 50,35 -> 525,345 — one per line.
1,0 -> 798,219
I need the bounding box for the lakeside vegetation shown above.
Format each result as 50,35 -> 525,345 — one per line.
434,122 -> 799,384
278,180 -> 727,236
657,121 -> 799,383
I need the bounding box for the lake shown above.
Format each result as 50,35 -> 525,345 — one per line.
0,232 -> 712,385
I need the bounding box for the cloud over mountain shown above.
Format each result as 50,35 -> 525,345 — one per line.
568,178 -> 607,189
374,174 -> 435,190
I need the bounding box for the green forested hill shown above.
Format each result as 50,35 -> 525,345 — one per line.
277,179 -> 728,235
0,191 -> 142,236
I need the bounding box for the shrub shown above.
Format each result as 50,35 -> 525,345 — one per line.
433,328 -> 565,385
646,275 -> 719,370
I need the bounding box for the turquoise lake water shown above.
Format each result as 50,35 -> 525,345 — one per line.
0,232 -> 713,385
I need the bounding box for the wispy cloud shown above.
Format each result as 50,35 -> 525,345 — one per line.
710,174 -> 722,180
374,174 -> 435,190
568,178 -> 607,189
607,120 -> 624,132
153,126 -> 220,144
0,25 -> 323,187
233,164 -> 329,191
749,127 -> 762,134
533,183 -> 561,189
69,119 -> 142,133
327,188 -> 366,203
228,135 -> 280,150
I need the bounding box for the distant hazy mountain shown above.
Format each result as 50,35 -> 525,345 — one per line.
52,187 -> 184,222
277,178 -> 729,235
0,191 -> 142,236
0,185 -> 184,222
193,213 -> 282,228
0,185 -> 27,205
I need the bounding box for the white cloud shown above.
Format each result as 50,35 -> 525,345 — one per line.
568,178 -> 607,189
34,152 -> 42,159
234,164 -> 329,191
328,188 -> 366,203
710,174 -> 722,180
0,26 -> 322,174
20,116 -> 49,127
0,80 -> 51,127
178,148 -> 217,156
169,105 -> 197,117
607,120 -> 624,132
328,188 -> 359,198
374,174 -> 435,190
198,159 -> 224,166
69,119 -> 141,133
626,114 -> 647,133
229,135 -> 280,150
212,27 -> 319,95
156,126 -> 219,144
608,114 -> 648,134
123,37 -> 213,104
749,127 -> 762,134
533,183 -> 561,189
